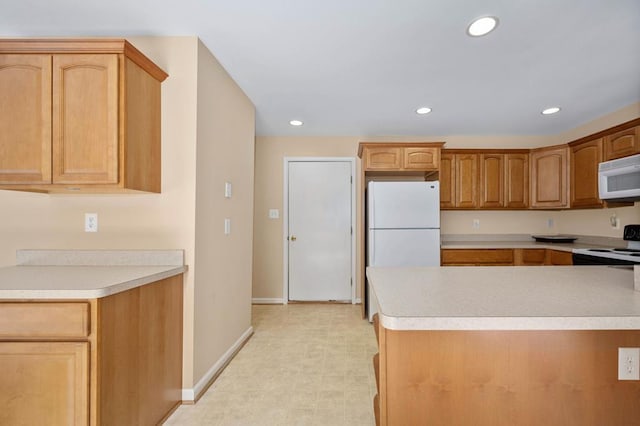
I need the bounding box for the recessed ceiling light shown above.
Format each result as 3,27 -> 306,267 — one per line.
541,107 -> 561,115
467,16 -> 499,37
289,120 -> 303,126
416,107 -> 432,115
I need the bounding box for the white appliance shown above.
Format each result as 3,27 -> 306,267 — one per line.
598,153 -> 640,202
366,181 -> 441,320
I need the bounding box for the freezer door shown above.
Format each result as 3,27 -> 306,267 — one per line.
368,228 -> 441,267
368,181 -> 440,229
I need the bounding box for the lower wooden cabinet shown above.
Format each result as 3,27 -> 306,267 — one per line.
442,248 -> 573,266
0,341 -> 89,425
0,274 -> 183,425
548,249 -> 573,265
441,249 -> 514,265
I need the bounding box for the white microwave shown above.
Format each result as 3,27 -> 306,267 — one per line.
598,153 -> 640,202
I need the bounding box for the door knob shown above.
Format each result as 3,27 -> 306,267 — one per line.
290,235 -> 297,241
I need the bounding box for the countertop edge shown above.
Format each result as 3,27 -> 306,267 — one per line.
379,314 -> 640,331
0,266 -> 187,300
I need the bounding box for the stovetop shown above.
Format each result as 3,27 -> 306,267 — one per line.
573,240 -> 640,263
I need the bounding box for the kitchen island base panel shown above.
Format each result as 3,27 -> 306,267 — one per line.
378,328 -> 640,426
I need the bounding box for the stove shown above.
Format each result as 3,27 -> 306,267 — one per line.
572,225 -> 640,265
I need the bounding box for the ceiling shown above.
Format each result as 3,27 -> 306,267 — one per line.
2,0 -> 639,137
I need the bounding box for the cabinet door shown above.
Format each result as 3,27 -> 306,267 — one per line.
0,341 -> 88,425
530,147 -> 568,208
547,250 -> 573,265
0,55 -> 52,184
52,54 -> 119,184
479,153 -> 504,208
604,126 -> 640,160
439,153 -> 455,208
455,154 -> 478,208
504,153 -> 529,208
403,147 -> 439,170
363,147 -> 402,170
571,138 -> 603,208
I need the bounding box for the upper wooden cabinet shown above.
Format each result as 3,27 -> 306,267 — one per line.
504,153 -> 529,208
570,138 -> 603,208
358,142 -> 444,172
439,152 -> 478,209
530,145 -> 569,209
439,153 -> 455,208
441,150 -> 528,210
479,153 -> 504,208
0,39 -> 168,193
455,153 -> 479,208
604,126 -> 640,161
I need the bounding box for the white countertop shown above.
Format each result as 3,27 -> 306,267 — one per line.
368,265 -> 640,331
0,265 -> 186,299
440,241 -> 620,252
0,249 -> 186,299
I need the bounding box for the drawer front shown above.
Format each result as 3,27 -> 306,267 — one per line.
0,302 -> 90,339
441,249 -> 514,265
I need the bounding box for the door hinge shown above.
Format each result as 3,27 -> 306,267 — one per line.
350,176 -> 353,184
350,226 -> 353,235
351,278 -> 353,287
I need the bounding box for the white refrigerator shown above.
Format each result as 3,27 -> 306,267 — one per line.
366,181 -> 441,320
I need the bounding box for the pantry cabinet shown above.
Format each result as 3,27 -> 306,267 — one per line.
0,39 -> 168,193
570,138 -> 603,208
604,125 -> 640,161
530,145 -> 569,209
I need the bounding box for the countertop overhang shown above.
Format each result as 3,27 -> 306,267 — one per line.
0,249 -> 186,299
368,265 -> 640,331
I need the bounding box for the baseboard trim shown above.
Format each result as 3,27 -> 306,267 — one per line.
252,298 -> 284,304
181,326 -> 254,402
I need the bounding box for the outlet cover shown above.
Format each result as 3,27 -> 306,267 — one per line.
85,213 -> 98,233
268,209 -> 280,219
618,348 -> 640,380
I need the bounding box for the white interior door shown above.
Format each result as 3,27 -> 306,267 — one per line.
288,161 -> 352,301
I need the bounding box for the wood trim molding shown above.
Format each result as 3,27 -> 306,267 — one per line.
443,148 -> 529,154
568,117 -> 640,147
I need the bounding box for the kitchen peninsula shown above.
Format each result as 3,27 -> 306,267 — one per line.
0,250 -> 186,426
369,265 -> 640,426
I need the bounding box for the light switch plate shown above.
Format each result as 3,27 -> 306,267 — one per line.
224,182 -> 232,198
224,218 -> 231,235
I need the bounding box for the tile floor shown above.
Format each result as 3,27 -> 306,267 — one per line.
165,304 -> 378,425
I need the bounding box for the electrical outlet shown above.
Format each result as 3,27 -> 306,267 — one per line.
547,218 -> 554,228
268,209 -> 279,219
472,219 -> 480,229
84,213 -> 98,233
224,218 -> 231,235
618,348 -> 640,380
610,214 -> 620,229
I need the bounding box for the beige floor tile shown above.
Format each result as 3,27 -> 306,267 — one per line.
165,304 -> 376,425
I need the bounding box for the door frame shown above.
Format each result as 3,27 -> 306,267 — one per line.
283,157 -> 357,304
